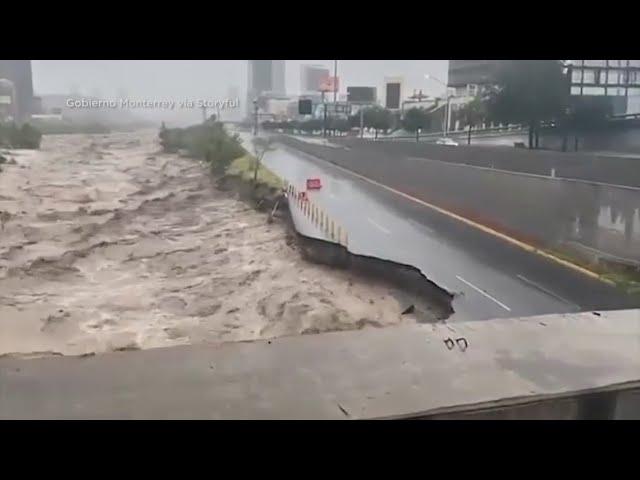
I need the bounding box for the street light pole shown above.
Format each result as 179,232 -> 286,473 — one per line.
333,60 -> 338,105
253,100 -> 258,136
424,74 -> 451,137
445,95 -> 451,137
322,90 -> 327,138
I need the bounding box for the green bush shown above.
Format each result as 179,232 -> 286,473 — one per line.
18,123 -> 42,148
159,121 -> 244,174
0,122 -> 42,149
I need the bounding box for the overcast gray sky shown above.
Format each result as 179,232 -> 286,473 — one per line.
32,60 -> 449,125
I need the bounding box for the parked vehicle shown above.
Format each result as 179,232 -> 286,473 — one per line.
435,137 -> 459,146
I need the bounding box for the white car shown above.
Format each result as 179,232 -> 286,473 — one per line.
435,137 -> 458,146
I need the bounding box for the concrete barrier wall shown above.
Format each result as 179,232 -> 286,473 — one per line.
438,126 -> 640,155
277,136 -> 640,266
335,138 -> 640,188
415,387 -> 640,420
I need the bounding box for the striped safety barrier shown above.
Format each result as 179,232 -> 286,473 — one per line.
285,181 -> 349,247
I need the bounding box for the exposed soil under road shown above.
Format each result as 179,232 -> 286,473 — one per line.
0,130 -> 437,358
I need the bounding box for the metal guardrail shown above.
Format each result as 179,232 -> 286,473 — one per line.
378,125 -> 527,142
610,112 -> 640,120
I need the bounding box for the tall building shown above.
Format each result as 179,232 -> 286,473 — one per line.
300,64 -> 330,94
568,60 -> 640,115
227,86 -> 239,100
225,86 -> 240,120
384,77 -> 403,110
272,61 -> 285,94
447,60 -> 505,97
0,60 -> 34,122
247,60 -> 286,116
0,79 -> 17,121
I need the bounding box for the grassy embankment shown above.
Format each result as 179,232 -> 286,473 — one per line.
546,247 -> 640,295
226,153 -> 283,190
159,121 -> 283,194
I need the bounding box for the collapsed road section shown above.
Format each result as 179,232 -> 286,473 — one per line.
259,134 -> 639,322
283,182 -> 453,321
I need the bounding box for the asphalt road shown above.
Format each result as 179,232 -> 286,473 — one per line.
331,137 -> 640,188
239,132 -> 639,322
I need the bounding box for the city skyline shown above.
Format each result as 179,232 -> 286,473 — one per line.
31,60 -> 448,124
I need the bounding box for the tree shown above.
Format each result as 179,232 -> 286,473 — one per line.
362,106 -> 392,139
558,96 -> 612,152
300,118 -> 322,134
251,137 -> 275,186
485,60 -> 568,149
330,117 -> 350,135
402,107 -> 429,133
348,114 -> 360,129
570,96 -> 611,130
458,96 -> 487,144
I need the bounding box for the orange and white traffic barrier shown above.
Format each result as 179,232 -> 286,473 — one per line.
285,182 -> 349,248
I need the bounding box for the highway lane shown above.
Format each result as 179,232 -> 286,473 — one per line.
237,131 -> 639,321
330,136 -> 640,188
239,135 -> 576,321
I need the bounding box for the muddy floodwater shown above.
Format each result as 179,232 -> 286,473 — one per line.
0,131 -> 425,358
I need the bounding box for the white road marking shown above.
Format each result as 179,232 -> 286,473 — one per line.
367,217 -> 391,235
299,151 -> 611,285
407,156 -> 640,192
516,274 -> 579,310
407,218 -> 434,234
455,275 -> 512,312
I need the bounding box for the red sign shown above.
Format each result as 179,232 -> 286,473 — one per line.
306,178 -> 322,190
319,76 -> 339,93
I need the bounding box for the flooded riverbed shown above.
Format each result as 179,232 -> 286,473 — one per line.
0,130 -> 421,358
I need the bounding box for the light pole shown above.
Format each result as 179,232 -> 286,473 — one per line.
333,60 -> 338,105
424,74 -> 451,137
321,90 -> 327,138
253,100 -> 259,136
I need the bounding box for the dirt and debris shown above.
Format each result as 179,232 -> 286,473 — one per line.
0,130 -> 437,358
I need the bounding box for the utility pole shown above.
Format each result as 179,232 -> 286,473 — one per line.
359,106 -> 364,138
424,74 -> 453,137
322,90 -> 327,138
445,94 -> 451,137
201,105 -> 207,123
253,100 -> 259,136
333,60 -> 338,105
